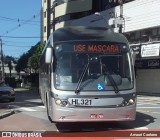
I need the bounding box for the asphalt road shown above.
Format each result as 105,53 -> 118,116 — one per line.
0,88 -> 160,138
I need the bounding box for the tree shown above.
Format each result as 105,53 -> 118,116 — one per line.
3,56 -> 16,78
15,42 -> 45,74
28,42 -> 45,73
3,56 -> 17,64
8,61 -> 13,78
15,53 -> 29,73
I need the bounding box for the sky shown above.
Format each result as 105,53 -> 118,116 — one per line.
0,0 -> 41,58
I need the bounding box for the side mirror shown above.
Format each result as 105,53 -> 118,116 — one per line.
45,47 -> 53,63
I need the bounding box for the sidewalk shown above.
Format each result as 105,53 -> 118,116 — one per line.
0,108 -> 15,119
0,87 -> 38,119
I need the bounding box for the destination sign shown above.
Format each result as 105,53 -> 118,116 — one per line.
55,42 -> 124,54
73,44 -> 120,53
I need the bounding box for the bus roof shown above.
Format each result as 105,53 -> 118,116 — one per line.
52,26 -> 128,44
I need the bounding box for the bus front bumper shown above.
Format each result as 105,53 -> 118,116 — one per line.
51,104 -> 136,122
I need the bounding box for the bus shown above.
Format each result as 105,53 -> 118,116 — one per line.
39,26 -> 136,122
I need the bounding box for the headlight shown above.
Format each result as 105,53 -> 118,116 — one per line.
55,99 -> 62,105
128,99 -> 134,104
55,99 -> 68,106
119,97 -> 136,107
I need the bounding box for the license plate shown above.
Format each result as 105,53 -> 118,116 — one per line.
90,114 -> 104,119
68,98 -> 92,106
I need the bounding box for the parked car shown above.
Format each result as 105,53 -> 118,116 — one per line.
0,80 -> 15,102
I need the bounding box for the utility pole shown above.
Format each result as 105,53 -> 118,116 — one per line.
119,0 -> 123,33
0,38 -> 4,81
94,12 -> 114,32
108,0 -> 124,33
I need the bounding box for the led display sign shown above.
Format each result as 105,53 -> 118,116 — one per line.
55,42 -> 126,54
73,44 -> 120,53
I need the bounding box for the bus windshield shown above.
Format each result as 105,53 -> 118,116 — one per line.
54,41 -> 134,91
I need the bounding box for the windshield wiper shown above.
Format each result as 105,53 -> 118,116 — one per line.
75,63 -> 89,94
102,64 -> 119,94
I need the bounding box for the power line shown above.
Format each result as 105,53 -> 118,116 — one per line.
0,35 -> 41,38
0,15 -> 40,23
4,44 -> 32,48
3,40 -> 37,44
1,12 -> 40,36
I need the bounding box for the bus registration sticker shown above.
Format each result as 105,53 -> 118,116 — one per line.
90,114 -> 103,119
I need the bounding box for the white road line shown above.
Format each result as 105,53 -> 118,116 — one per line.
146,111 -> 160,115
20,107 -> 36,112
137,107 -> 160,109
135,127 -> 148,130
137,109 -> 160,114
138,99 -> 159,101
137,102 -> 158,105
38,106 -> 45,108
137,103 -> 159,105
56,129 -> 70,132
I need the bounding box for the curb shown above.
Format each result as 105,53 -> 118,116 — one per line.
0,110 -> 15,119
14,88 -> 30,92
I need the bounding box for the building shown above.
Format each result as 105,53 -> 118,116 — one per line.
122,0 -> 160,94
41,0 -> 93,42
41,0 -> 133,42
41,0 -> 51,42
41,0 -> 160,94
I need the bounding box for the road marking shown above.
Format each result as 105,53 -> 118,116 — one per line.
20,107 -> 36,111
56,129 -> 70,132
150,111 -> 160,114
137,107 -> 160,109
137,103 -> 159,105
38,106 -> 45,108
137,109 -> 160,114
135,127 -> 148,130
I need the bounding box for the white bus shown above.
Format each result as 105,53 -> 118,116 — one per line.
39,26 -> 136,122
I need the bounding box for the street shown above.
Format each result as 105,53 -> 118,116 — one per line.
0,88 -> 160,137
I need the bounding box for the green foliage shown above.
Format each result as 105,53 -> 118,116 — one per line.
15,42 -> 45,73
28,42 -> 45,72
15,53 -> 28,73
3,56 -> 17,64
3,55 -> 16,78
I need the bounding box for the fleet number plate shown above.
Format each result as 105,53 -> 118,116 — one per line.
68,98 -> 92,106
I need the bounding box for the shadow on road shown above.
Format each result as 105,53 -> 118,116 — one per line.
118,111 -> 156,129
